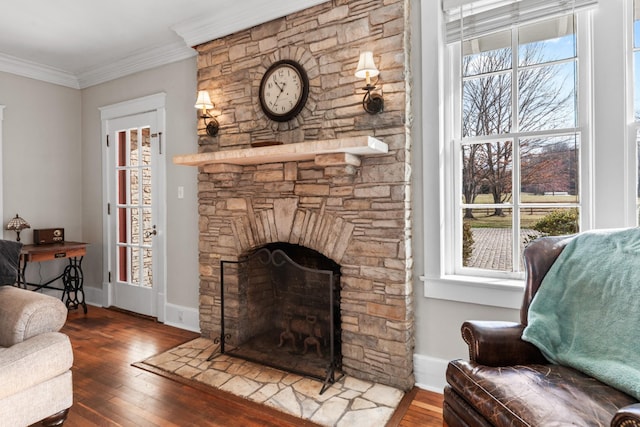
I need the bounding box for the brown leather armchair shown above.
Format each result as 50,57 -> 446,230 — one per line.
443,235 -> 640,427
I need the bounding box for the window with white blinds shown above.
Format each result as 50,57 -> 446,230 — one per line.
443,0 -> 598,43
442,2 -> 595,277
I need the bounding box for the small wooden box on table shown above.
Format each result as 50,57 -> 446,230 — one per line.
18,241 -> 88,313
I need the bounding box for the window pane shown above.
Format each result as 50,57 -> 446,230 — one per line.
521,207 -> 579,269
635,0 -> 640,48
635,52 -> 640,119
522,207 -> 579,240
519,16 -> 576,66
635,0 -> 640,116
518,62 -> 577,131
463,208 -> 513,271
520,135 -> 579,203
463,30 -> 511,77
637,129 -> 640,225
463,74 -> 512,137
462,141 -> 513,204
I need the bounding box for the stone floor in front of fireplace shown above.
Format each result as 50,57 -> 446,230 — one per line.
141,337 -> 404,427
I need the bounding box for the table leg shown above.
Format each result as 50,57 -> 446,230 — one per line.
62,256 -> 87,314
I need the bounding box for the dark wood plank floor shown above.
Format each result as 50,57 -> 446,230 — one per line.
51,306 -> 444,426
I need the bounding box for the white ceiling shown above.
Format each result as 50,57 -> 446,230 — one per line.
0,0 -> 328,89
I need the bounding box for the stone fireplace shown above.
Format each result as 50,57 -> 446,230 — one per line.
174,0 -> 414,391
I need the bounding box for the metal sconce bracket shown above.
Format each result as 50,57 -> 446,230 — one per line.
362,84 -> 384,114
201,113 -> 219,137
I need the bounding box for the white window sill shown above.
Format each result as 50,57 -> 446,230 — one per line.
421,275 -> 525,310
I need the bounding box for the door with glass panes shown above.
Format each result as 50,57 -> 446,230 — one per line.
106,112 -> 161,317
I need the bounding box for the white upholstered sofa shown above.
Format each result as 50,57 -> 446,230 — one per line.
0,240 -> 73,426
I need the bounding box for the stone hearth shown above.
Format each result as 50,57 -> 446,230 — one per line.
174,0 -> 414,391
140,338 -> 405,426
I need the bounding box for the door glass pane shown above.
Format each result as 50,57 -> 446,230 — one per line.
143,167 -> 151,206
130,128 -> 139,167
131,207 -> 140,245
131,247 -> 141,285
143,248 -> 153,288
143,208 -> 153,246
129,168 -> 139,206
142,127 -> 151,166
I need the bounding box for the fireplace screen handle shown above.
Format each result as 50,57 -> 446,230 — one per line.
144,225 -> 157,238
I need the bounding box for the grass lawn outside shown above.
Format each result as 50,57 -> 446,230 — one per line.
463,193 -> 578,229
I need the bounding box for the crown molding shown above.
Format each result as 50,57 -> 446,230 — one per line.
0,52 -> 80,89
76,41 -> 196,89
172,0 -> 330,47
0,0 -> 330,89
0,42 -> 195,90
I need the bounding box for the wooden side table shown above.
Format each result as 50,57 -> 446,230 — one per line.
18,241 -> 88,313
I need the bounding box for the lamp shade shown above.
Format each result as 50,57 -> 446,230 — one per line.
355,51 -> 380,79
194,90 -> 214,110
6,214 -> 29,231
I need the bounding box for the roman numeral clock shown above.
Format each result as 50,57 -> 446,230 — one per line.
259,59 -> 309,122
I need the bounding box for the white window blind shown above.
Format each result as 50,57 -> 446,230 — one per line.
443,0 -> 598,43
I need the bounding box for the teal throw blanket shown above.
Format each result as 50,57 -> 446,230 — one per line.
522,228 -> 640,400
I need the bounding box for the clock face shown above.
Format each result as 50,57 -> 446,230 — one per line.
259,60 -> 309,122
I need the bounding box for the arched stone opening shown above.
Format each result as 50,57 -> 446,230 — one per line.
219,242 -> 342,390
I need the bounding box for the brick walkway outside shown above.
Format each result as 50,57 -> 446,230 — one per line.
468,228 -> 540,270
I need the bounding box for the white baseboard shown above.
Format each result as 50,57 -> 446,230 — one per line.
83,284 -> 104,307
413,353 -> 448,393
82,284 -> 200,333
164,303 -> 200,332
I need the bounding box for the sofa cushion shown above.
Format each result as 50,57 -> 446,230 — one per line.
446,359 -> 637,427
0,332 -> 73,400
0,286 -> 67,346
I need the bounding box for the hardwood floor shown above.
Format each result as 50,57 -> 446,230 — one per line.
54,306 -> 444,426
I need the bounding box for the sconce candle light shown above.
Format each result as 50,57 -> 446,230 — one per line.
195,90 -> 219,137
355,51 -> 384,114
6,214 -> 30,242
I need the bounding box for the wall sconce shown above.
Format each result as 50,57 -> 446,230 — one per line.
6,214 -> 30,242
355,51 -> 384,114
194,90 -> 219,137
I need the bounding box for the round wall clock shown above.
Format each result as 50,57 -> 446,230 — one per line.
259,59 -> 309,122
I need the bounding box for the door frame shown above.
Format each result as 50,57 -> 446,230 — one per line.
100,93 -> 167,322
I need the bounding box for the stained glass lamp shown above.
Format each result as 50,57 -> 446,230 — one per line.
6,214 -> 30,242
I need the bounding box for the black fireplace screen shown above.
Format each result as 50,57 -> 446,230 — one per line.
216,243 -> 342,394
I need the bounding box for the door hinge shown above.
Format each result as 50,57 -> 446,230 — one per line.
107,203 -> 111,215
106,134 -> 109,147
108,271 -> 111,283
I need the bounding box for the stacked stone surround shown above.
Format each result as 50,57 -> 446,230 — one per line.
194,0 -> 414,390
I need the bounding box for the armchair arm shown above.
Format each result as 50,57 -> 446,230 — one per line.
461,320 -> 548,366
0,286 -> 67,347
612,404 -> 640,427
0,332 -> 72,400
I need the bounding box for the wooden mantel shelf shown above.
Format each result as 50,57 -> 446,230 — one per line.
173,136 -> 388,168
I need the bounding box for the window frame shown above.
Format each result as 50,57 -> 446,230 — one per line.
632,0 -> 640,225
424,9 -> 594,307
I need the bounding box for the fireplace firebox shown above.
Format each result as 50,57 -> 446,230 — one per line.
212,243 -> 342,394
